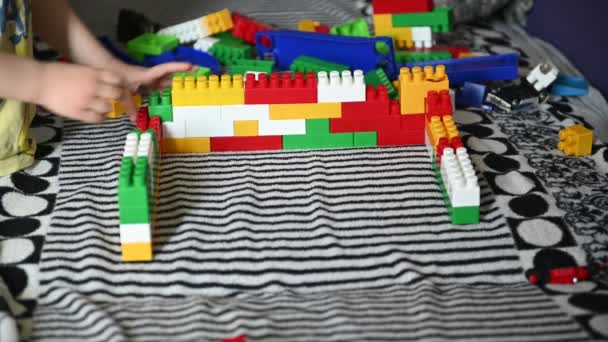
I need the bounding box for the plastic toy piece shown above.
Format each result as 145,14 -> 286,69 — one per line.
283,132 -> 354,150
354,132 -> 378,147
557,124 -> 593,157
229,59 -> 275,75
106,95 -> 142,119
255,31 -> 398,79
290,56 -> 350,73
364,68 -> 398,99
211,136 -> 283,152
373,14 -> 413,49
172,74 -> 244,106
426,46 -> 470,58
392,8 -> 454,33
222,335 -> 247,342
395,50 -> 451,64
245,72 -> 318,104
231,12 -> 272,44
372,0 -> 434,14
440,147 -> 480,208
410,27 -> 433,48
117,9 -> 161,44
234,120 -> 259,136
173,106 -> 233,137
258,118 -> 306,136
306,119 -> 330,135
149,89 -> 172,122
455,82 -> 487,108
144,47 -> 221,75
299,19 -> 321,32
209,40 -> 252,64
331,18 -> 370,37
162,137 -> 211,153
399,65 -> 449,115
426,90 -> 453,117
404,53 -> 519,85
99,36 -> 142,66
203,9 -> 237,37
193,37 -> 219,52
549,74 -> 589,97
269,103 -> 342,120
317,70 -> 366,103
528,263 -> 605,285
485,79 -> 547,113
526,63 -> 559,91
135,107 -> 149,131
402,113 -> 426,130
127,33 -> 178,60
158,9 -> 233,44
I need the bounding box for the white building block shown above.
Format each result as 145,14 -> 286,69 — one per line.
221,104 -> 270,122
526,63 -> 559,91
119,223 -> 152,244
258,119 -> 306,136
173,106 -> 233,137
317,70 -> 366,103
193,37 -> 219,52
411,27 -> 433,49
158,18 -> 209,44
122,133 -> 139,159
440,147 -> 480,207
162,121 -> 186,139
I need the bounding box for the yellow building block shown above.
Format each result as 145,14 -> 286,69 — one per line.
162,137 -> 211,154
234,120 -> 259,136
426,116 -> 447,148
299,19 -> 320,32
172,74 -> 244,106
106,95 -> 142,118
399,65 -> 449,115
203,8 -> 234,35
121,242 -> 152,262
558,124 -> 593,156
373,14 -> 413,49
269,103 -> 342,120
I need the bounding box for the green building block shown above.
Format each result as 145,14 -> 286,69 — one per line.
209,41 -> 252,64
290,56 -> 350,73
330,18 -> 371,37
149,89 -> 173,122
127,33 -> 178,58
174,67 -> 211,78
395,50 -> 452,63
306,119 -> 330,135
213,32 -> 247,44
118,157 -> 151,224
391,7 -> 454,33
228,59 -> 275,75
129,51 -> 146,63
354,132 -> 378,147
431,156 -> 479,225
364,68 -> 398,99
283,133 -> 354,150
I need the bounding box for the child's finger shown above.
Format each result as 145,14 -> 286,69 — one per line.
82,109 -> 107,124
97,70 -> 123,86
97,83 -> 123,101
119,89 -> 138,117
145,62 -> 192,81
87,98 -> 113,114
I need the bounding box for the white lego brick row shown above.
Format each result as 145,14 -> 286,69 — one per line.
158,18 -> 209,44
221,104 -> 270,122
123,133 -> 139,159
193,37 -> 219,52
119,223 -> 152,244
258,119 -> 306,136
317,70 -> 366,103
526,63 -> 559,92
162,121 -> 186,139
411,27 -> 433,49
173,106 -> 233,137
440,147 -> 480,207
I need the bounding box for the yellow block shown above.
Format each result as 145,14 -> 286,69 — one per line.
172,74 -> 244,106
373,14 -> 413,49
399,65 -> 449,115
234,120 -> 259,136
162,137 -> 211,154
202,8 -> 234,35
122,242 -> 153,262
106,95 -> 142,118
299,19 -> 320,32
558,124 -> 593,156
269,103 -> 342,120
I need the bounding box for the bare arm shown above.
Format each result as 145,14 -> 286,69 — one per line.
0,53 -> 43,103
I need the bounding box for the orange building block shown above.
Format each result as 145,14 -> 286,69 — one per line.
121,242 -> 153,262
106,95 -> 142,119
202,8 -> 234,35
558,124 -> 593,156
373,14 -> 413,49
269,103 -> 342,120
399,65 -> 448,115
234,120 -> 259,136
162,138 -> 211,153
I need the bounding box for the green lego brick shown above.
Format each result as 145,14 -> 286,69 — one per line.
228,59 -> 275,75
174,67 -> 211,78
395,50 -> 452,64
290,56 -> 350,73
431,155 -> 479,225
364,68 -> 398,99
354,132 -> 378,147
149,89 -> 173,122
330,18 -> 370,37
129,51 -> 146,63
306,119 -> 330,135
118,157 -> 151,224
283,133 -> 354,150
209,41 -> 252,64
213,32 -> 246,44
127,33 -> 178,57
391,7 -> 454,33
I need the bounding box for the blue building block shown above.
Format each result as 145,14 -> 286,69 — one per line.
144,47 -> 221,75
549,74 -> 589,97
143,50 -> 177,67
255,31 -> 398,79
402,53 -> 519,85
456,82 -> 487,108
99,36 -> 143,66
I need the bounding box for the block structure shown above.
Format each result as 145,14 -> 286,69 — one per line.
558,124 -> 593,156
399,65 -> 449,115
158,8 -> 233,44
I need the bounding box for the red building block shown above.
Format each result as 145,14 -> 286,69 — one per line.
402,114 -> 426,130
210,136 -> 283,152
232,12 -> 272,45
330,116 -> 401,133
450,136 -> 464,150
148,115 -> 163,143
135,106 -> 149,131
314,24 -> 331,34
222,336 -> 247,342
425,46 -> 471,58
372,0 -> 434,14
341,85 -> 390,120
426,90 -> 453,117
377,128 -> 425,146
245,72 -> 317,104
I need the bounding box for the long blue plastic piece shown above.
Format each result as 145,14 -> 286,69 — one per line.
99,36 -> 142,66
255,31 -> 398,79
402,53 -> 519,85
144,47 -> 221,74
550,74 -> 589,96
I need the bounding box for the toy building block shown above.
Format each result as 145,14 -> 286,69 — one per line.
557,124 -> 593,157
255,31 -> 398,79
245,72 -> 318,104
210,136 -> 283,152
526,63 -> 559,92
455,82 -> 487,108
220,104 -> 270,122
158,8 -> 233,44
318,70 -> 366,103
258,119 -> 306,136
149,89 -> 173,122
290,56 -> 350,74
174,67 -> 212,79
162,137 -> 211,154
106,95 -> 142,119
222,336 -> 247,342
283,132 -> 354,150
426,46 -> 470,58
392,8 -> 454,33
173,106 -> 233,137
172,74 -> 245,106
354,132 -> 378,147
372,0 -> 434,14
426,90 -> 453,117
330,18 -> 371,37
162,120 -> 186,139
402,113 -> 426,130
135,107 -> 149,131
148,116 -> 163,146
231,12 -> 272,44
269,103 -> 342,120
399,65 -> 449,115
209,40 -> 252,64
339,85 -> 390,120
364,68 -> 398,99
411,27 -> 433,48
550,74 -> 589,97
174,47 -> 221,75
234,120 -> 259,136
395,50 -> 451,64
440,147 -> 480,208
203,9 -> 234,36
373,14 -> 413,49
127,33 -> 178,60
228,59 -> 275,75
299,19 -> 321,32
306,119 -> 330,135
193,37 -> 220,52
